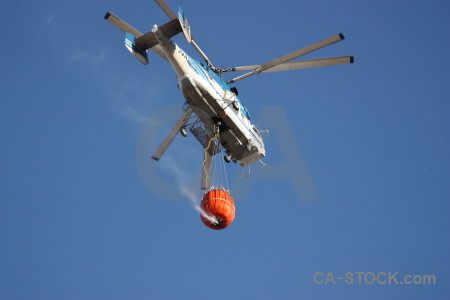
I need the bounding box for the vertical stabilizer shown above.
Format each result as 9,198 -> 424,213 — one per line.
178,6 -> 192,43
125,32 -> 149,65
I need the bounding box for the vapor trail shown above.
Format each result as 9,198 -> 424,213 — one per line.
180,186 -> 217,223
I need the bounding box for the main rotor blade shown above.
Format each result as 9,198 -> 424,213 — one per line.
262,34 -> 345,70
154,0 -> 177,19
263,56 -> 354,73
230,65 -> 259,72
228,33 -> 346,83
191,40 -> 213,66
151,108 -> 192,161
104,12 -> 143,37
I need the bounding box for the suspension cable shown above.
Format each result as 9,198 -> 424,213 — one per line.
201,124 -> 230,192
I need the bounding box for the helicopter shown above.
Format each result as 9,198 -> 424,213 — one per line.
105,0 -> 353,190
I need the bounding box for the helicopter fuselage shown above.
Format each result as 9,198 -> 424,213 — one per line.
154,27 -> 266,166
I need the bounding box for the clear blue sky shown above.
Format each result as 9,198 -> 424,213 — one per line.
1,0 -> 449,299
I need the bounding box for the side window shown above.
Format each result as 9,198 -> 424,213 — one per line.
253,126 -> 261,138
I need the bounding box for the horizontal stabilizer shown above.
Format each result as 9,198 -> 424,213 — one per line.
136,19 -> 182,50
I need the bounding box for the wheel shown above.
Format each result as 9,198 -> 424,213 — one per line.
232,100 -> 240,111
180,127 -> 188,137
224,155 -> 231,163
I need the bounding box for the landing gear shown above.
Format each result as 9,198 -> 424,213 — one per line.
224,155 -> 232,163
180,127 -> 188,137
232,100 -> 240,111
